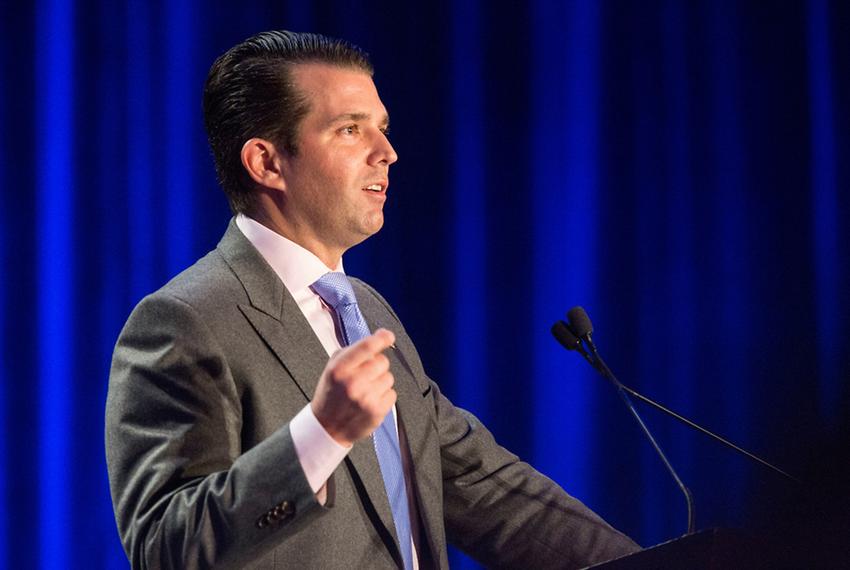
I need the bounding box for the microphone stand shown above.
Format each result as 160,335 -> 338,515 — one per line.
615,382 -> 799,483
567,330 -> 799,484
585,341 -> 697,535
553,307 -> 801,536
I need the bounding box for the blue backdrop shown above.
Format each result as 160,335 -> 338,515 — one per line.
1,1 -> 848,568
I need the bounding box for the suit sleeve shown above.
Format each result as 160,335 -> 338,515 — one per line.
105,292 -> 323,569
430,379 -> 640,568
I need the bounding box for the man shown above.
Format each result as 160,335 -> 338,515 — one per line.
106,30 -> 639,569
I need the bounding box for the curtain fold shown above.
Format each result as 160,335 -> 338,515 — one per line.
1,1 -> 848,567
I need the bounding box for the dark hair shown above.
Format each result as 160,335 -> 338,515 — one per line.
202,30 -> 373,214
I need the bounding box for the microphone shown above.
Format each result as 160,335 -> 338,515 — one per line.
559,307 -> 799,483
553,307 -> 801,535
566,306 -> 593,339
558,307 -> 695,535
551,321 -> 598,372
550,320 -> 584,354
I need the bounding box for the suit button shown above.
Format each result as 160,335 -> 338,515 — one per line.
257,501 -> 294,528
273,501 -> 294,519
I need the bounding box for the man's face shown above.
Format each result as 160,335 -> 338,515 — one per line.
278,63 -> 398,256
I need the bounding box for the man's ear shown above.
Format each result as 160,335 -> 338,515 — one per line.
240,138 -> 286,191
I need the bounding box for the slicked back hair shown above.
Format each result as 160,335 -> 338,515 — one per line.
203,30 -> 374,214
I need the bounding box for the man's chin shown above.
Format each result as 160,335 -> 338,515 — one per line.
361,213 -> 384,237
342,218 -> 383,249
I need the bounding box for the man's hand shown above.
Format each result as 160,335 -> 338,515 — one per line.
311,328 -> 397,447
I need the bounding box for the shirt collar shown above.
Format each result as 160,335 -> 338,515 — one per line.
235,214 -> 344,294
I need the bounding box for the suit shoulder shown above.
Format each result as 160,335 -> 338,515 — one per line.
146,249 -> 245,311
115,250 -> 249,350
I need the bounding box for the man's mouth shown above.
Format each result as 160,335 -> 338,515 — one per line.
362,182 -> 387,193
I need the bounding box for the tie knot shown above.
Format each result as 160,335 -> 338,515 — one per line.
311,272 -> 357,310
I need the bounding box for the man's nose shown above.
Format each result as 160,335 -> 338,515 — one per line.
371,132 -> 398,166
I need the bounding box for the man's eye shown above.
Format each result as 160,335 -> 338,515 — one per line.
380,126 -> 390,136
341,125 -> 358,135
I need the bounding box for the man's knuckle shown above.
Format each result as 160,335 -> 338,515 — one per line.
341,377 -> 359,398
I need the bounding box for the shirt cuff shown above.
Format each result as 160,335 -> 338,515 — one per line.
290,403 -> 351,494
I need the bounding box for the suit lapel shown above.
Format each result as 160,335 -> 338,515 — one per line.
217,220 -> 327,401
238,304 -> 327,402
390,350 -> 446,563
216,221 -> 402,555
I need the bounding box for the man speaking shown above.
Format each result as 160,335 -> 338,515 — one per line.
105,30 -> 639,569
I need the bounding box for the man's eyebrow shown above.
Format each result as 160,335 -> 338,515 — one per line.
326,112 -> 391,128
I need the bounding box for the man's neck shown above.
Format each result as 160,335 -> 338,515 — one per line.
243,208 -> 343,270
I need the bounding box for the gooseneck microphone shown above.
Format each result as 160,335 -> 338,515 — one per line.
553,308 -> 695,535
552,306 -> 800,535
558,307 -> 799,482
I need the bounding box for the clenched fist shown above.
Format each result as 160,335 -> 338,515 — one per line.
311,328 -> 397,447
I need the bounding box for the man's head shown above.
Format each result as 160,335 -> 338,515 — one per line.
203,30 -> 374,215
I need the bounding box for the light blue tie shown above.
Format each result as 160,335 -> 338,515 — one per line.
312,272 -> 414,570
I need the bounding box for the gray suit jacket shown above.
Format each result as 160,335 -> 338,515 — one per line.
106,220 -> 639,569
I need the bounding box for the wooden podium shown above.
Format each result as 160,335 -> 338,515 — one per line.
589,529 -> 763,569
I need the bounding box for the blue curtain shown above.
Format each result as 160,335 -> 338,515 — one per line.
2,1 -> 848,567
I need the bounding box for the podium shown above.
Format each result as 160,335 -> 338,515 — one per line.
589,529 -> 762,569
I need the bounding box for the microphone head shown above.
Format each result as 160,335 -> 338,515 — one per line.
567,306 -> 594,338
551,320 -> 582,351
